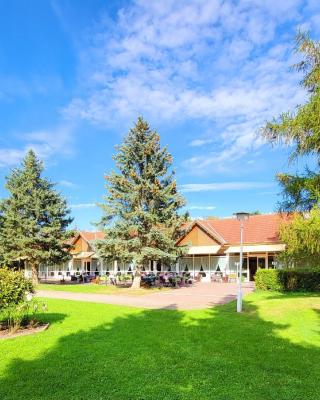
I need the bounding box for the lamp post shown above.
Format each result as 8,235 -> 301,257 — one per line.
234,212 -> 250,313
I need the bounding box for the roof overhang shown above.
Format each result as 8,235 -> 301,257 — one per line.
70,232 -> 89,246
177,220 -> 226,246
187,245 -> 221,255
225,244 -> 286,253
72,251 -> 97,259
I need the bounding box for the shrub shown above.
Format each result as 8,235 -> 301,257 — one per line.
255,269 -> 282,291
0,268 -> 42,332
118,274 -> 132,283
279,269 -> 320,292
0,267 -> 34,308
255,268 -> 320,292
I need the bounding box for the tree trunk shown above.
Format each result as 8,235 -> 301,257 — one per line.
31,263 -> 39,285
131,265 -> 141,289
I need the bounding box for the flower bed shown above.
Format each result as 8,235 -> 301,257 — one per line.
0,322 -> 49,340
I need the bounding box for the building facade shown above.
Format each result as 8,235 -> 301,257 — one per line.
176,214 -> 287,282
23,213 -> 288,282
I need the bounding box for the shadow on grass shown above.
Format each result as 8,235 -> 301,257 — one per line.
260,291 -> 320,300
0,299 -> 319,400
36,312 -> 67,325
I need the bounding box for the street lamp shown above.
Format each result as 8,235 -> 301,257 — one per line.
234,212 -> 250,313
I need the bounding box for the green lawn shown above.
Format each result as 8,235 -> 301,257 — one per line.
37,283 -> 169,296
0,292 -> 319,400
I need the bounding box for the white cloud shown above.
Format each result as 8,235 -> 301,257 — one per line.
70,203 -> 96,209
180,182 -> 273,193
63,0 -> 308,121
0,148 -> 28,168
61,0 -> 319,171
0,125 -> 75,168
188,205 -> 216,210
189,139 -> 214,147
59,180 -> 79,188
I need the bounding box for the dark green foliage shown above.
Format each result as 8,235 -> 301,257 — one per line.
262,32 -> 320,212
0,267 -> 34,308
277,171 -> 320,212
97,117 -> 188,269
255,268 -> 320,292
0,150 -> 73,282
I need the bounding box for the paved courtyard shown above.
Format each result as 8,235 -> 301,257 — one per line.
37,282 -> 255,310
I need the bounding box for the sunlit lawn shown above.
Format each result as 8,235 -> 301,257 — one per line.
37,283 -> 170,296
0,292 -> 319,399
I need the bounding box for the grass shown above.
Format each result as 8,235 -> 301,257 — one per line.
0,291 -> 319,399
37,283 -> 170,296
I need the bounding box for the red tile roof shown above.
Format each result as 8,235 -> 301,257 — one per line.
79,231 -> 105,242
74,214 -> 290,247
199,214 -> 290,244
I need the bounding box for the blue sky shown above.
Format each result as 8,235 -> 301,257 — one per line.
0,0 -> 319,229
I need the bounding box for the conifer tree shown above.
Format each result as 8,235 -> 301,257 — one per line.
0,150 -> 73,283
96,117 -> 188,287
262,32 -> 320,212
262,32 -> 320,267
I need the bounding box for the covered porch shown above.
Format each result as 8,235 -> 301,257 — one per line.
226,243 -> 285,281
178,243 -> 285,282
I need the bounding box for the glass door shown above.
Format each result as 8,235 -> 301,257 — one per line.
249,257 -> 257,281
84,261 -> 91,274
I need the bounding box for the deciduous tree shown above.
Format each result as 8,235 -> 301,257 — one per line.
279,208 -> 320,268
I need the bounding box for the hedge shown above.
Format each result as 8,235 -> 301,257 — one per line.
255,268 -> 320,292
0,268 -> 34,309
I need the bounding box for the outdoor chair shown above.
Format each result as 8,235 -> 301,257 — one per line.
228,273 -> 237,283
211,273 -> 223,283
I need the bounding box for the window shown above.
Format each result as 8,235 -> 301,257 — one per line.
73,260 -> 81,270
268,255 -> 275,268
258,258 -> 266,269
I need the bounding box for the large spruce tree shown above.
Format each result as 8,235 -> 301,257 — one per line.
96,117 -> 188,287
0,150 -> 73,283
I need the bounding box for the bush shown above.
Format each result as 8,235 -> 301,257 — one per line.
0,267 -> 34,308
255,269 -> 283,291
255,268 -> 320,292
118,274 -> 132,283
0,268 -> 41,332
1,298 -> 42,331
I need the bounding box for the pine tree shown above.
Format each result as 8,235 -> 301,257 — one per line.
96,117 -> 188,287
0,150 -> 73,283
262,31 -> 320,212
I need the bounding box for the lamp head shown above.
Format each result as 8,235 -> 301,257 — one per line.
234,212 -> 250,221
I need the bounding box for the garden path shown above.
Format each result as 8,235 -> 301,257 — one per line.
37,282 -> 255,310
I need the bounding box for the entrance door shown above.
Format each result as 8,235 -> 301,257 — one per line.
248,257 -> 257,281
84,261 -> 91,274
